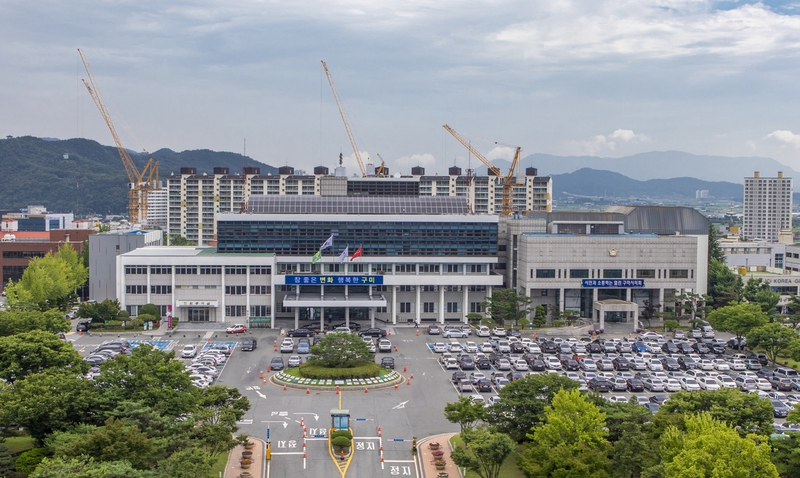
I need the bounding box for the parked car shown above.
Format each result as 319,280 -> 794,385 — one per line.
588,378 -> 611,392
476,326 -> 491,337
286,328 -> 314,337
378,339 -> 392,353
443,327 -> 468,339
280,339 -> 295,353
76,320 -> 91,332
458,380 -> 474,393
181,345 -> 198,358
226,324 -> 247,334
287,355 -> 302,367
297,340 -> 310,354
359,328 -> 388,338
427,324 -> 441,335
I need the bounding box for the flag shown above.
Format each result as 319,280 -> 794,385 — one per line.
311,250 -> 322,264
338,246 -> 349,263
350,246 -> 363,262
320,235 -> 334,251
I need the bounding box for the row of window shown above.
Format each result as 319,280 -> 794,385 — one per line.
396,301 -> 485,313
225,285 -> 271,295
125,265 -> 272,275
532,269 -> 692,280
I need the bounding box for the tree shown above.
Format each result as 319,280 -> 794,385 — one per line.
706,302 -> 769,346
309,331 -> 373,367
663,320 -> 679,332
444,396 -> 487,432
518,389 -> 610,477
450,426 -> 515,478
0,440 -> 12,478
0,369 -> 100,442
746,322 -> 799,365
0,309 -> 70,337
673,292 -> 711,325
655,388 -> 774,436
169,235 -> 195,246
708,224 -> 724,264
770,432 -> 800,478
785,295 -> 800,329
481,288 -> 533,327
4,245 -> 87,311
559,309 -> 580,326
30,456 -> 155,478
138,303 -> 161,318
659,413 -> 777,478
487,373 -> 579,442
78,299 -> 121,323
531,305 -> 547,328
600,401 -> 657,478
155,447 -> 216,478
0,329 -> 87,383
53,417 -> 156,469
707,258 -> 743,308
744,278 -> 781,315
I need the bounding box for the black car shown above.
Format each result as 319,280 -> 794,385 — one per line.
587,342 -> 603,354
561,359 -> 580,371
643,403 -> 660,414
451,371 -> 467,383
76,320 -> 91,332
507,371 -> 524,381
677,343 -> 694,354
587,378 -> 611,392
380,357 -> 395,369
661,358 -> 680,371
662,342 -> 679,354
510,342 -> 526,353
475,358 -> 492,370
459,357 -> 475,370
543,342 -> 559,354
693,343 -> 711,354
649,394 -> 669,405
332,322 -> 361,331
678,357 -> 698,370
772,400 -> 791,418
359,328 -> 388,338
286,328 -> 314,337
528,359 -> 546,371
612,357 -> 630,371
241,339 -> 257,351
507,328 -> 522,338
627,378 -> 645,392
477,379 -> 493,392
270,357 -> 285,371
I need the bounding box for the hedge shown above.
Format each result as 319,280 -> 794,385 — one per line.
298,360 -> 382,380
331,436 -> 352,448
330,430 -> 353,440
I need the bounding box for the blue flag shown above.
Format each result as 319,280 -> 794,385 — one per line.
338,246 -> 349,263
320,235 -> 334,251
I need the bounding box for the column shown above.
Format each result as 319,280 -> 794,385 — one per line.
559,288 -> 565,313
170,267 -> 176,324
294,307 -> 299,329
600,305 -> 605,331
345,307 -> 350,329
659,288 -> 665,308
320,306 -> 325,332
269,272 -> 276,330
462,287 -> 469,324
369,307 -> 375,328
392,286 -> 397,325
633,307 -> 639,331
439,286 -> 445,325
246,266 -> 251,328
415,286 -> 421,324
146,267 -> 151,304
626,288 -> 631,302
220,267 -> 225,324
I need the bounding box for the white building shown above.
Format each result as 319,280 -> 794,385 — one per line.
743,171 -> 792,242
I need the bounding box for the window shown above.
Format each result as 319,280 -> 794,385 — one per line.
470,302 -> 484,313
225,266 -> 247,274
371,264 -> 391,273
225,285 -> 247,295
126,305 -> 140,316
570,269 -> 590,279
125,285 -> 147,294
422,285 -> 438,292
669,269 -> 689,279
376,307 -> 387,313
398,285 -> 415,292
250,266 -> 272,275
541,289 -> 548,296
603,269 -> 623,279
250,285 -> 270,294
446,302 -> 460,313
636,269 -> 656,279
446,264 -> 463,273
468,264 -> 485,273
536,269 -> 556,278
125,266 -> 147,275
175,266 -> 197,275
251,305 -> 271,316
396,264 -> 416,273
444,285 -> 461,292
225,305 -> 247,316
150,266 -> 172,274
469,285 -> 487,292
400,302 -> 413,313
150,285 -> 172,294
419,264 -> 440,273
2,251 -> 45,259
157,305 -> 169,316
423,302 -> 436,313
326,264 -> 342,272
200,266 -> 221,275
350,264 -> 366,273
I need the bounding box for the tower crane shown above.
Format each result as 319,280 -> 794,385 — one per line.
442,124 -> 522,215
321,60 -> 367,177
78,48 -> 159,225
375,153 -> 387,177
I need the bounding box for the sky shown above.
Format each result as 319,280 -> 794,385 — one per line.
3,0 -> 800,177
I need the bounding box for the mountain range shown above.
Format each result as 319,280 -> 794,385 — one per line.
0,136 -> 777,214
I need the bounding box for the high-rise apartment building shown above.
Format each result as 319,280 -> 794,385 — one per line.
743,171 -> 793,242
167,165 -> 552,246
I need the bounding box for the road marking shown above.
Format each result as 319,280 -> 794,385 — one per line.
270,452 -> 305,455
293,412 -> 319,420
262,420 -> 289,428
392,400 -> 409,410
383,459 -> 416,463
256,391 -> 266,399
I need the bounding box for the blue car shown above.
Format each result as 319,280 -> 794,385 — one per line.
297,341 -> 310,354
633,341 -> 647,353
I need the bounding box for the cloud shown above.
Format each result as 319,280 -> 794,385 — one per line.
570,129 -> 650,155
764,130 -> 800,148
395,153 -> 436,168
485,146 -> 518,162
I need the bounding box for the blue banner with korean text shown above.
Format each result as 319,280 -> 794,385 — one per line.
581,279 -> 644,288
284,275 -> 384,285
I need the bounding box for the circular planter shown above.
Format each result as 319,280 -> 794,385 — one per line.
241,451 -> 253,460
244,442 -> 255,450
431,450 -> 445,458
429,442 -> 440,450
437,473 -> 449,478
240,460 -> 252,469
434,461 -> 446,470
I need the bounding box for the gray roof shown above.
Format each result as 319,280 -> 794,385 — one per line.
246,195 -> 470,215
525,206 -> 709,235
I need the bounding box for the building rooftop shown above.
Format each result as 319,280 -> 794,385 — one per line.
246,195 -> 470,215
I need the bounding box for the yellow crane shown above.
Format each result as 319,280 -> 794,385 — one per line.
375,153 -> 387,177
321,60 -> 367,177
78,48 -> 159,225
442,124 -> 522,215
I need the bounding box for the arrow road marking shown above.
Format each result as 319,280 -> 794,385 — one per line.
293,412 -> 319,421
392,400 -> 409,410
261,420 -> 289,428
256,391 -> 266,399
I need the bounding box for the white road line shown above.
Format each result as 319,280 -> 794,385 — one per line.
270,452 -> 306,455
382,459 -> 416,463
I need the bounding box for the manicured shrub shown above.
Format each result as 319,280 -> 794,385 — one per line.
299,360 -> 382,380
331,436 -> 352,448
330,430 -> 353,440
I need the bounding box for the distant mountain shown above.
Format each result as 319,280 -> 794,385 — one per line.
0,136 -> 277,215
551,168 -> 743,201
480,151 -> 800,185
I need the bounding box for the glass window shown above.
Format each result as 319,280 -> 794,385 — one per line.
603,269 -> 623,279
669,270 -> 689,279
570,269 -> 589,279
637,269 -> 656,279
536,269 -> 556,278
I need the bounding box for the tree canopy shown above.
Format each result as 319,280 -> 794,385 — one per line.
481,288 -> 533,327
0,329 -> 87,383
0,309 -> 70,337
4,244 -> 87,310
451,426 -> 516,478
746,322 -> 800,365
444,396 -> 487,432
706,302 -> 769,343
656,388 -> 774,436
743,278 -> 781,315
309,331 -> 373,367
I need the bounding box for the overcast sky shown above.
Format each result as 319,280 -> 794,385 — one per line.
3,0 -> 800,176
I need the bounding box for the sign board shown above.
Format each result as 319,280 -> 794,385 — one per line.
285,275 -> 383,286
581,279 -> 644,288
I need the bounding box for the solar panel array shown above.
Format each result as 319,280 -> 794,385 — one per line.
246,195 -> 469,215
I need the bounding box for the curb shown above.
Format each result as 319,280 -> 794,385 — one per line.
270,370 -> 405,391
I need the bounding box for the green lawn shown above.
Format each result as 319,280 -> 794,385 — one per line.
449,435 -> 526,478
208,451 -> 228,477
5,436 -> 35,454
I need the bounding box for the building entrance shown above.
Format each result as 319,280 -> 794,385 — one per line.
187,308 -> 212,322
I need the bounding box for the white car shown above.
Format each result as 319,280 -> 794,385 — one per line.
443,328 -> 469,339
698,360 -> 714,371
492,327 -> 507,337
526,343 -> 542,354
280,339 -> 295,353
731,360 -> 747,371
444,358 -> 459,370
433,342 -> 448,353
487,396 -> 502,406
664,379 -> 682,392
470,394 -> 486,405
698,377 -> 720,390
514,360 -> 529,372
287,355 -> 302,367
480,343 -> 494,353
713,359 -> 730,371
496,341 -> 511,353
756,378 -> 772,391
680,377 -> 701,391
647,359 -> 664,371
465,342 -> 478,353
545,356 -> 562,370
181,345 -> 198,358
476,326 -> 491,337
448,343 -> 463,353
609,395 -> 629,403
716,376 -> 737,389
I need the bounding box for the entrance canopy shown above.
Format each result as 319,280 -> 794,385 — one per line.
282,293 -> 387,308
593,299 -> 638,331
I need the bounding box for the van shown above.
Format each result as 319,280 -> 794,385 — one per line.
774,367 -> 799,379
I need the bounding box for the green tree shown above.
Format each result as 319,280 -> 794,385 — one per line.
746,322 -> 799,365
138,303 -> 161,318
78,299 -> 121,323
169,235 -> 195,246
655,388 -> 774,436
0,440 -> 12,478
0,329 -> 87,383
0,309 -> 70,337
605,402 -> 657,478
309,331 -> 373,367
659,413 -> 777,478
155,447 -> 215,478
0,369 -> 100,442
30,456 -> 155,478
770,432 -> 800,478
487,373 -> 579,442
744,278 -> 781,315
663,320 -> 679,332
4,245 -> 87,310
444,396 -> 487,432
531,305 -> 547,328
518,388 -> 610,477
481,288 -> 533,327
708,224 -> 724,263
784,295 -> 800,329
706,302 -> 769,346
53,417 -> 155,470
674,292 -> 711,325
559,309 -> 580,326
13,447 -> 48,475
450,426 -> 516,478
707,258 -> 743,308
192,386 -> 250,456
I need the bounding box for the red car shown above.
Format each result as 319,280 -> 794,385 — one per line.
226,324 -> 247,334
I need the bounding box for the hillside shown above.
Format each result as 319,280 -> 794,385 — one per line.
551,168 -> 743,201
0,136 -> 277,215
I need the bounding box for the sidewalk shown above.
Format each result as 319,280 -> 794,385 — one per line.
224,438 -> 265,478
418,433 -> 460,478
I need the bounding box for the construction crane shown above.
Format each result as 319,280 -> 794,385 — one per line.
78,48 -> 159,225
375,153 -> 387,177
442,124 -> 522,215
321,60 -> 367,177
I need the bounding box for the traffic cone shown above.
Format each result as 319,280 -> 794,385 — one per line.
79,330 -> 83,336
364,387 -> 368,393
410,373 -> 414,379
263,378 -> 266,385
304,451 -> 307,459
403,365 -> 407,373
283,384 -> 287,391
207,337 -> 211,344
340,450 -> 344,461
378,425 -> 382,437
407,379 -> 411,385
260,370 -> 264,379
416,329 -> 419,336
336,385 -> 340,394
300,417 -> 304,427
394,381 -> 399,390
388,330 -> 392,336
274,340 -> 278,351
394,344 -> 398,352
306,388 -> 310,394
267,366 -> 271,373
